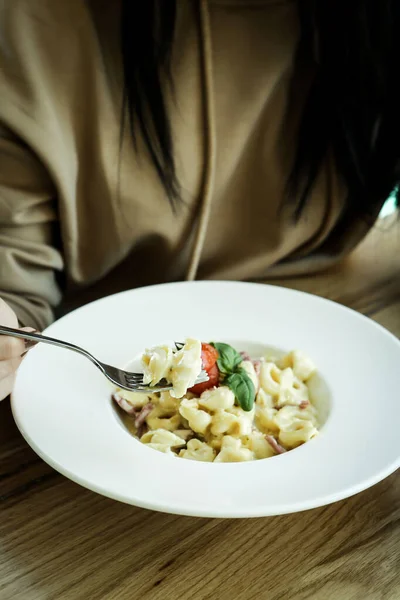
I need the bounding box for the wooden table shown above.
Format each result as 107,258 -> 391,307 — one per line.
1,220 -> 400,600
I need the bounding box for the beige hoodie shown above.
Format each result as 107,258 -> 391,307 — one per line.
0,0 -> 370,329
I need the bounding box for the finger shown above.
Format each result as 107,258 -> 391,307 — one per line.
0,297 -> 19,327
0,356 -> 23,381
0,335 -> 25,360
0,372 -> 17,402
20,327 -> 40,353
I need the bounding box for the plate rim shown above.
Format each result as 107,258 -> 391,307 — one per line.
11,280 -> 400,518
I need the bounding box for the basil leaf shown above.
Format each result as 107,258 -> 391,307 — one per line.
225,371 -> 255,412
211,342 -> 243,375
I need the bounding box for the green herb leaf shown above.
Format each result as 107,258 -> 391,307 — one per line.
211,342 -> 243,375
225,370 -> 255,412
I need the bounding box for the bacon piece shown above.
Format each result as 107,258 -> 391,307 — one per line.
265,435 -> 287,454
253,360 -> 261,377
276,401 -> 310,410
112,392 -> 137,415
134,403 -> 154,429
136,423 -> 148,439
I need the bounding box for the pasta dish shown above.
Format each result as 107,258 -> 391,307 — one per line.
113,339 -> 319,462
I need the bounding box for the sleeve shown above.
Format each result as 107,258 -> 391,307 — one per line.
0,124 -> 63,330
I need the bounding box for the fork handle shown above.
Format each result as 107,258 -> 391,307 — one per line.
0,325 -> 100,368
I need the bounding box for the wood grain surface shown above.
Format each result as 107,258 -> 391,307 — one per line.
1,220 -> 399,600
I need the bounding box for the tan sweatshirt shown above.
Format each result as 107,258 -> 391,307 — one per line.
0,0 -> 371,330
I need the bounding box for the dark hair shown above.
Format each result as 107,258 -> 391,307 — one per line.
120,0 -> 179,204
120,0 -> 399,219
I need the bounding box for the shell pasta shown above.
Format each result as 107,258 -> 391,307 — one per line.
113,341 -> 319,462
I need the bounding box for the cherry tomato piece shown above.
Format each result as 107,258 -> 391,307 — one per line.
200,343 -> 219,371
189,362 -> 219,395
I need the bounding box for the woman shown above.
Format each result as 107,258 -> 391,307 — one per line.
0,0 -> 398,400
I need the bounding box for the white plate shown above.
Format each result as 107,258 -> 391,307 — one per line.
12,281 -> 400,518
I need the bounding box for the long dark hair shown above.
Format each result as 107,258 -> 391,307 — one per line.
120,0 -> 399,219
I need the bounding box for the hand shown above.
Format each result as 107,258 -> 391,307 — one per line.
0,298 -> 25,401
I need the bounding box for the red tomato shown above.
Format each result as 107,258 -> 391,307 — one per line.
200,343 -> 219,371
189,362 -> 219,395
188,343 -> 219,395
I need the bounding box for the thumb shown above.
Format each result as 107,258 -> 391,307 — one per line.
20,327 -> 41,355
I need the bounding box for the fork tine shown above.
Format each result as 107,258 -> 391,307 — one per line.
125,384 -> 169,393
115,368 -> 209,393
125,374 -> 143,382
124,374 -> 144,383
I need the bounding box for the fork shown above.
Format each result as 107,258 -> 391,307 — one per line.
0,325 -> 208,392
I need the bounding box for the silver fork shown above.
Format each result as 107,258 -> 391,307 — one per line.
0,325 -> 208,392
